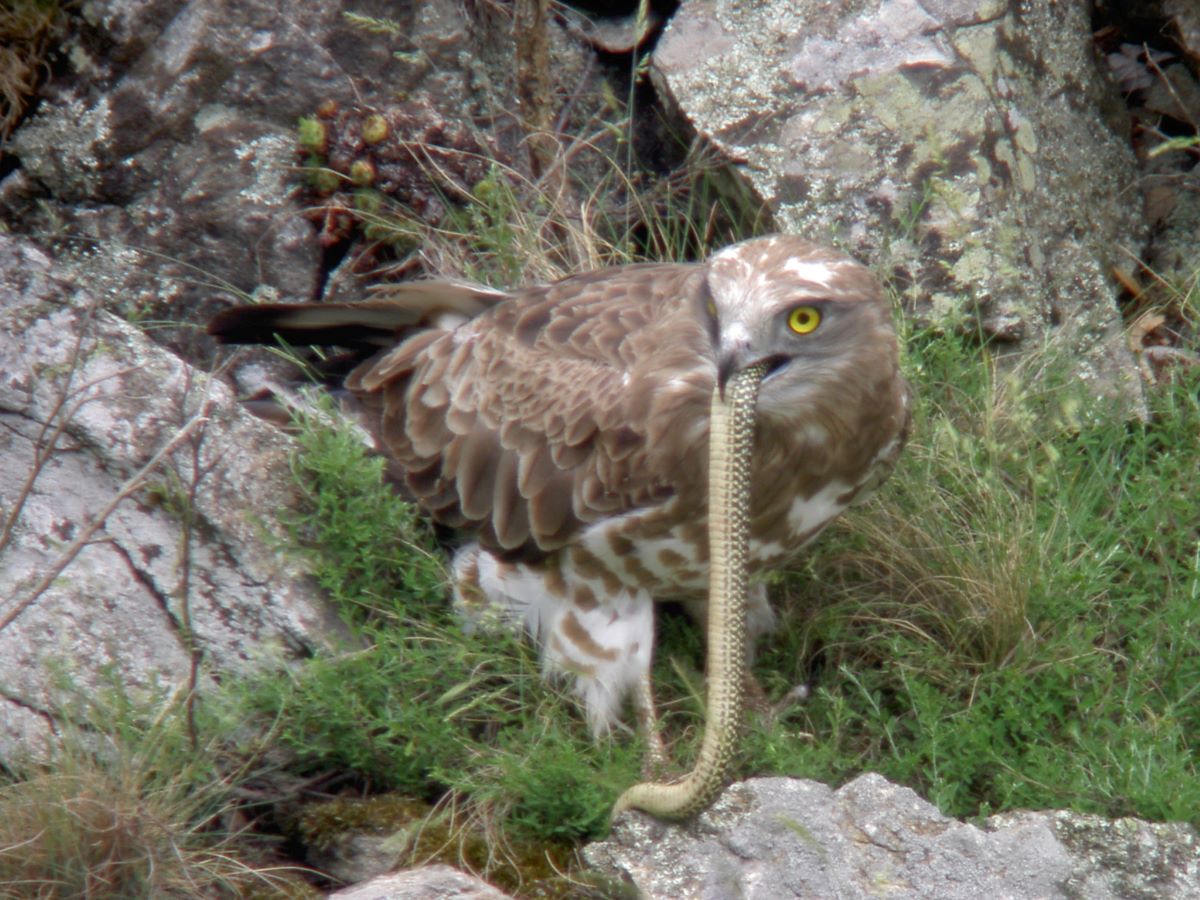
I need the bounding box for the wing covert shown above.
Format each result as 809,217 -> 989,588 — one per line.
350,262 -> 716,559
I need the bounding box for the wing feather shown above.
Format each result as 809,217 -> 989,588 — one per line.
528,479 -> 573,543
517,444 -> 557,497
340,262 -> 715,557
549,441 -> 590,470
455,425 -> 500,520
492,452 -> 532,549
562,412 -> 596,448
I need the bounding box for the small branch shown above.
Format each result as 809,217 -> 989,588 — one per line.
0,405 -> 214,635
0,300 -> 102,555
169,366 -> 224,750
0,367 -> 142,556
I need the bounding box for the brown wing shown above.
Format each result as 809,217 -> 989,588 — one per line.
347,263 -> 718,560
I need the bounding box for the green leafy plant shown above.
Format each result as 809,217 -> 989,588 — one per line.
283,402 -> 445,622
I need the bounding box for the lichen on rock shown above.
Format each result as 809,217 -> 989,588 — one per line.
654,0 -> 1147,414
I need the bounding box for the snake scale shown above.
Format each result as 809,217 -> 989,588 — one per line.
611,363 -> 766,820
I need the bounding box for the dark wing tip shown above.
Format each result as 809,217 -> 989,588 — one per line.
206,304 -> 277,343
207,303 -> 420,349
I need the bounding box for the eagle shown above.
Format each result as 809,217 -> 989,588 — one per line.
209,234 -> 910,764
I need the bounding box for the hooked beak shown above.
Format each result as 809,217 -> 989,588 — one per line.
715,323 -> 789,397
716,354 -> 739,398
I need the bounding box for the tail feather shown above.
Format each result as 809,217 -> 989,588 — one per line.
207,280 -> 508,349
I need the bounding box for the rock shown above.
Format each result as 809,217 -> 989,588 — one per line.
0,0 -> 601,360
995,809 -> 1200,898
0,232 -> 350,762
327,864 -> 513,900
312,831 -> 411,887
653,0 -> 1147,414
564,6 -> 662,54
293,795 -> 433,886
3,0 -> 353,356
586,774 -> 1200,899
1,0 -> 484,358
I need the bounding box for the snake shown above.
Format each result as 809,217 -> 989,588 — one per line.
611,363 -> 766,820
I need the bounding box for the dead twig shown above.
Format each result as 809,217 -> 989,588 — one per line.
0,367 -> 142,557
0,403 -> 214,635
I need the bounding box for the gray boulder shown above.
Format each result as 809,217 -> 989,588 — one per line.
1,0 -> 500,357
654,0 -> 1146,412
0,232 -> 349,761
327,864 -> 513,900
587,774 -> 1200,899
1,0 -> 598,361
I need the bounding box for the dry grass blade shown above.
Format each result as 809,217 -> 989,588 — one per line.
0,688 -> 302,898
823,464 -> 1037,670
0,0 -> 63,144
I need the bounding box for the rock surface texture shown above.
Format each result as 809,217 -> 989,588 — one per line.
0,0 -> 539,359
587,775 -> 1200,899
327,864 -> 513,900
654,0 -> 1147,412
0,0 -> 598,765
0,232 -> 349,759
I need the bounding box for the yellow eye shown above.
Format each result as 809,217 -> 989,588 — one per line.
787,305 -> 821,335
706,299 -> 718,319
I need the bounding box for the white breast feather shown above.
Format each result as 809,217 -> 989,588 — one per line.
452,540 -> 655,734
788,479 -> 855,535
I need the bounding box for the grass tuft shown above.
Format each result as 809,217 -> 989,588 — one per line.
0,0 -> 65,146
0,684 -> 302,898
745,327 -> 1200,823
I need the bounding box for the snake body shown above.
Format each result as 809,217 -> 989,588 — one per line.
611,364 -> 766,820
